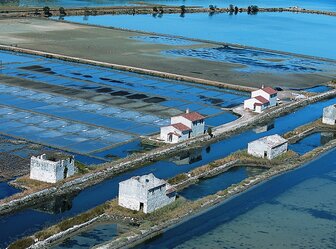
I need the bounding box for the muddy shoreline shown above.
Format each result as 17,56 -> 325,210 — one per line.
1,18 -> 334,89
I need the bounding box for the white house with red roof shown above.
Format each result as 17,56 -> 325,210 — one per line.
160,109 -> 205,143
244,86 -> 278,113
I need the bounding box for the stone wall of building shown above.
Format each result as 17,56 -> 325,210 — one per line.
30,155 -> 75,183
247,141 -> 287,160
118,175 -> 175,213
146,185 -> 175,213
118,180 -> 144,212
267,143 -> 288,160
322,105 -> 336,125
191,120 -> 205,136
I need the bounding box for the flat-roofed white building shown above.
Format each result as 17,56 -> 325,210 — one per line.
118,173 -> 176,213
160,110 -> 205,143
248,134 -> 288,160
322,105 -> 336,125
30,154 -> 75,183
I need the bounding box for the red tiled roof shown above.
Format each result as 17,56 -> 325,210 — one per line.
254,96 -> 269,105
181,112 -> 205,122
262,87 -> 277,95
172,123 -> 191,132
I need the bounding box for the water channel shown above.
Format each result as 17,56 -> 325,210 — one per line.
133,148 -> 336,249
0,96 -> 335,247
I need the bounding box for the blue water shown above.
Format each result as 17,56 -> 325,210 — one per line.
61,12 -> 336,59
163,47 -> 336,74
289,132 -> 336,155
134,149 -> 336,249
179,166 -> 266,201
304,85 -> 333,93
1,97 -> 335,248
0,50 -> 241,159
0,181 -> 20,200
3,0 -> 336,10
53,223 -> 119,248
130,36 -> 200,46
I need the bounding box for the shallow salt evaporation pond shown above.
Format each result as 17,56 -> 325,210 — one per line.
60,12 -> 336,59
1,96 -> 335,247
0,50 -> 244,159
133,149 -> 336,249
289,131 -> 336,155
178,166 -> 266,201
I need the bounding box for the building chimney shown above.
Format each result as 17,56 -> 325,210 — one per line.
261,84 -> 264,89
186,108 -> 189,114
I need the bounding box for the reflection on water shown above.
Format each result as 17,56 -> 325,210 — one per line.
32,192 -> 78,214
179,166 -> 266,201
170,148 -> 202,165
133,149 -> 336,249
253,121 -> 275,134
53,223 -> 125,249
289,132 -> 336,155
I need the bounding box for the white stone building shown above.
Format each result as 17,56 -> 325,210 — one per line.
322,105 -> 336,125
244,86 -> 278,113
30,154 -> 75,183
118,173 -> 176,214
247,134 -> 288,160
160,110 -> 205,143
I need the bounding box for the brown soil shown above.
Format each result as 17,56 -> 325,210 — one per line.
0,18 -> 334,88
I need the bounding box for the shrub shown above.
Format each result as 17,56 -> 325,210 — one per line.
8,237 -> 34,249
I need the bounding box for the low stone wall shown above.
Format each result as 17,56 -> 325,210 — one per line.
0,89 -> 335,216
27,214 -> 106,249
96,140 -> 336,249
173,160 -> 239,190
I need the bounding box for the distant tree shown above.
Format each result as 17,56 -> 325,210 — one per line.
247,6 -> 252,14
234,6 -> 239,14
43,6 -> 52,17
229,4 -> 234,13
59,7 -> 66,16
180,5 -> 186,14
159,6 -> 164,14
207,127 -> 213,138
209,5 -> 215,11
251,5 -> 259,13
247,5 -> 259,14
34,8 -> 40,16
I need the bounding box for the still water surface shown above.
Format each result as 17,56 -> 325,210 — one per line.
1,97 -> 335,247
61,12 -> 336,59
134,149 -> 336,249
